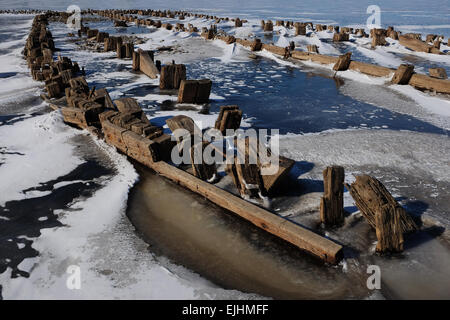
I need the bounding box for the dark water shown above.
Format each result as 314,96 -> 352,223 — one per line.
186,58 -> 449,135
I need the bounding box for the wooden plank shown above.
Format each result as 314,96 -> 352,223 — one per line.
151,160 -> 344,264
348,61 -> 394,78
398,35 -> 437,54
408,73 -> 450,94
291,51 -> 339,65
262,44 -> 286,56
138,49 -> 159,79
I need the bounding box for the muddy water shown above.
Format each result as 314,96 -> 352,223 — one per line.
127,164 -> 371,299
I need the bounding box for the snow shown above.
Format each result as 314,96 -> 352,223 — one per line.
391,84 -> 450,118
0,137 -> 257,299
0,111 -> 84,206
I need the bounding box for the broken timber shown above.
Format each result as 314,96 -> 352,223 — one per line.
138,49 -> 159,79
346,175 -> 418,234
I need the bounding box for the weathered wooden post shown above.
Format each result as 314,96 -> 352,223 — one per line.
391,64 -> 414,84
332,32 -> 349,42
214,105 -> 242,135
346,175 -> 418,253
132,50 -> 140,71
333,52 -> 352,71
251,38 -> 262,51
307,44 -> 319,53
375,204 -> 404,253
320,166 -> 345,227
160,63 -> 186,89
371,29 -> 387,47
264,20 -> 273,32
190,141 -> 217,181
429,68 -> 447,79
295,23 -> 306,36
138,49 -> 159,79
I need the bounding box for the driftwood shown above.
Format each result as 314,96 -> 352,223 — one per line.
346,175 -> 418,234
320,166 -> 345,227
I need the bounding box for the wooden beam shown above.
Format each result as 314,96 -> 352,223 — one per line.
149,161 -> 343,264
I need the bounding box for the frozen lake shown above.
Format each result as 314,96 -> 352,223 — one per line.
0,6 -> 449,299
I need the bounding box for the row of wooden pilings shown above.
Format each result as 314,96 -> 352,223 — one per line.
91,8 -> 450,95
25,11 -> 421,263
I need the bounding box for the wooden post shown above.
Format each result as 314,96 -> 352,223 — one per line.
346,175 -> 418,234
190,141 -> 217,181
132,50 -> 140,71
320,166 -> 345,227
250,38 -> 262,51
391,64 -> 414,84
263,20 -> 273,32
307,44 -> 319,53
178,80 -> 198,103
333,52 -> 352,71
295,23 -> 306,36
375,204 -> 404,253
332,32 -> 349,42
160,64 -> 186,89
117,44 -> 126,59
196,79 -> 212,104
